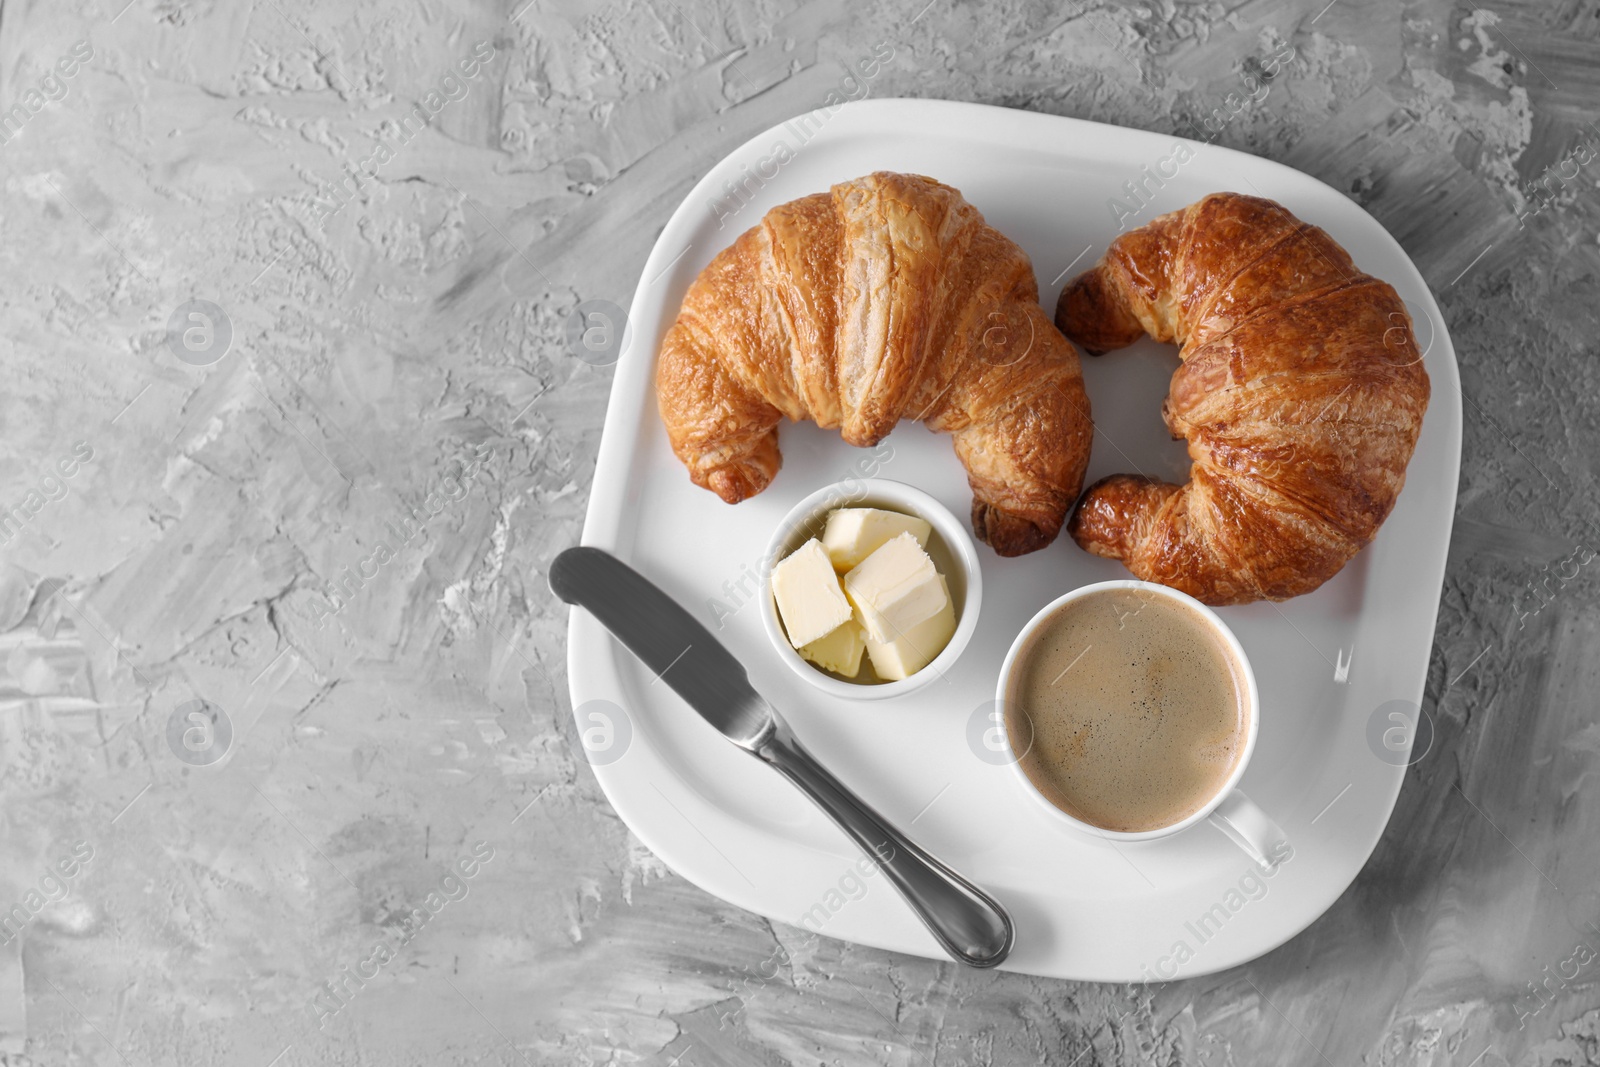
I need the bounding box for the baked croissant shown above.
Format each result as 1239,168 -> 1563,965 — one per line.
656,171 -> 1092,556
1056,192 -> 1430,605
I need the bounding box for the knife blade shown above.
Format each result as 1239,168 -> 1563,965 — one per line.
548,545 -> 773,748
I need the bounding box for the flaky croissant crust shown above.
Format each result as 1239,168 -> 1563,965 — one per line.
1056,192 -> 1430,605
655,171 -> 1092,556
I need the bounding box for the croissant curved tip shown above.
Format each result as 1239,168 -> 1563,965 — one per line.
972,501 -> 1060,557
703,468 -> 760,504
692,435 -> 783,504
1055,258 -> 1151,356
1067,475 -> 1176,562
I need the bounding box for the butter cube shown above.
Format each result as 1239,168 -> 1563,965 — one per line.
800,619 -> 866,677
771,539 -> 853,649
864,576 -> 957,680
842,532 -> 945,645
821,508 -> 932,571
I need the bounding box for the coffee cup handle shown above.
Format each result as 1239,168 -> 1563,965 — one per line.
1208,789 -> 1288,870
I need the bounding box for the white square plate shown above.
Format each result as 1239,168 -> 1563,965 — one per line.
565,99 -> 1460,980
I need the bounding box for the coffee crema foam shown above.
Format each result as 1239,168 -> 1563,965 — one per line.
1004,589 -> 1247,833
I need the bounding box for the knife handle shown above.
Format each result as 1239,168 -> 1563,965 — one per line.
755,716 -> 1014,968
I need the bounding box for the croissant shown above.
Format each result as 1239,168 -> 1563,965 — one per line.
655,171 -> 1092,557
1055,192 -> 1430,605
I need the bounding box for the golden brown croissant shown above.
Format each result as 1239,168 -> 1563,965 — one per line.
656,171 -> 1092,556
1056,192 -> 1430,605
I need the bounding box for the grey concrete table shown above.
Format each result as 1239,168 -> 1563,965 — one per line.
0,0 -> 1596,1063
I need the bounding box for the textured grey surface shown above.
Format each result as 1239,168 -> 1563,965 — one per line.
1,0 -> 1598,1063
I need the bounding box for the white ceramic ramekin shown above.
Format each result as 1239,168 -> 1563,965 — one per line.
760,478 -> 982,701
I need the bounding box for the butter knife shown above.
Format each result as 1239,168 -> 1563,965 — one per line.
549,545 -> 1014,968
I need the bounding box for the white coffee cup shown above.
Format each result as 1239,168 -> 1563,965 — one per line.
995,580 -> 1287,868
